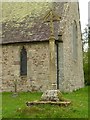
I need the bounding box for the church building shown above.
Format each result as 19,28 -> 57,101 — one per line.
1,2 -> 84,92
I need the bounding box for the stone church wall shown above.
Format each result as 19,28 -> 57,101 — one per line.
1,2 -> 84,92
1,42 -> 50,92
59,2 -> 84,92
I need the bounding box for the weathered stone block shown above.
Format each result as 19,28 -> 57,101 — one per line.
41,90 -> 64,102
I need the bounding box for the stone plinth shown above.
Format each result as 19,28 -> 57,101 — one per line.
41,90 -> 64,102
26,90 -> 71,106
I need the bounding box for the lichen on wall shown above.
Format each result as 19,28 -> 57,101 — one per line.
2,42 -> 50,92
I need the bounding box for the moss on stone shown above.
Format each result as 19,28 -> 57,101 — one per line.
57,92 -> 67,101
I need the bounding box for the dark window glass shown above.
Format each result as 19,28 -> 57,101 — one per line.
20,46 -> 27,76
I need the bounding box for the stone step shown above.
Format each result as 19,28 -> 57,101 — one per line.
26,100 -> 71,107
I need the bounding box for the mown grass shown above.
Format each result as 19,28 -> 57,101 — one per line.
2,86 -> 88,118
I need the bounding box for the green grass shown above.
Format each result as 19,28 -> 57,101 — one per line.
2,86 -> 88,118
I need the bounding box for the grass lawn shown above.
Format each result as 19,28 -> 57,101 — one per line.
2,86 -> 88,118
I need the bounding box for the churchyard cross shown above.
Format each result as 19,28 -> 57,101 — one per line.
44,9 -> 61,89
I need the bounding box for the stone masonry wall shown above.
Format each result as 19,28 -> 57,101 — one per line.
59,2 -> 84,92
1,42 -> 50,92
1,2 -> 84,92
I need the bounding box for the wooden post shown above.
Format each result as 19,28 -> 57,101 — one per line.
12,77 -> 18,97
14,79 -> 17,93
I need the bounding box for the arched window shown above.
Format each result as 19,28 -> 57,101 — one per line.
72,21 -> 78,60
20,46 -> 27,76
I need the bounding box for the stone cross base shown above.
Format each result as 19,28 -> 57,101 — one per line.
41,90 -> 64,102
26,101 -> 71,107
26,90 -> 71,107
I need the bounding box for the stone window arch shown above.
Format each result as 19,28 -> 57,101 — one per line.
72,20 -> 78,60
20,46 -> 27,76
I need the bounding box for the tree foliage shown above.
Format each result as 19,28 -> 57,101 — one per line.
82,26 -> 90,85
82,26 -> 88,52
88,26 -> 90,85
